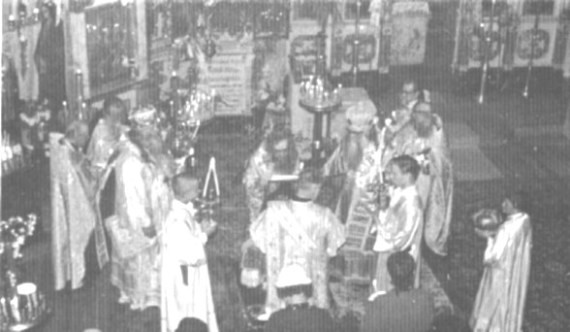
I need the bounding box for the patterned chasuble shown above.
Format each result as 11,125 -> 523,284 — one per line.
322,138 -> 381,252
50,134 -> 107,290
250,200 -> 346,313
243,142 -> 301,223
111,141 -> 172,310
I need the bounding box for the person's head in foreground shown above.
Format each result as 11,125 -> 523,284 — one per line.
400,79 -> 421,108
176,317 -> 208,332
293,171 -> 321,202
265,125 -> 298,174
411,108 -> 436,139
387,251 -> 416,294
413,101 -> 432,114
40,1 -> 57,24
172,173 -> 200,204
502,190 -> 527,216
65,120 -> 90,150
346,100 -> 377,134
387,155 -> 420,188
275,264 -> 313,306
103,96 -> 127,126
128,126 -> 174,177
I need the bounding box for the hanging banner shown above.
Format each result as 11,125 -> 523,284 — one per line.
201,52 -> 254,116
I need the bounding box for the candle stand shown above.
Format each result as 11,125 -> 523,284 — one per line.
298,51 -> 342,168
0,214 -> 51,332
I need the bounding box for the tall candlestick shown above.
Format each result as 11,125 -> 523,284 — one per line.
75,69 -> 84,101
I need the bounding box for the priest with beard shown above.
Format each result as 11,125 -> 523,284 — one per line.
243,125 -> 302,224
322,100 -> 380,225
109,111 -> 174,311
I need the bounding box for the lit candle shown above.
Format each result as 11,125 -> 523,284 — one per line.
211,157 -> 220,197
8,15 -> 16,29
202,164 -> 211,198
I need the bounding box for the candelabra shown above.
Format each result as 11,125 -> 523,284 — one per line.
299,51 -> 342,166
0,214 -> 49,331
299,74 -> 342,111
6,4 -> 40,32
170,88 -> 216,162
195,157 -> 221,231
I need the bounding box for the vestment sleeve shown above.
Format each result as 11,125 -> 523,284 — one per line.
244,148 -> 271,221
165,214 -> 206,265
121,158 -> 152,229
249,209 -> 269,254
325,209 -> 346,256
378,198 -> 421,251
484,222 -> 512,264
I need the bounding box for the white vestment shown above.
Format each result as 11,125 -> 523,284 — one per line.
161,200 -> 218,332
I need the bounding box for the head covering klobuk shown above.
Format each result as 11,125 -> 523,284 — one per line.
275,264 -> 312,289
346,100 -> 377,132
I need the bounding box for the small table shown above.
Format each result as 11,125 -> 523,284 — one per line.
299,100 -> 341,167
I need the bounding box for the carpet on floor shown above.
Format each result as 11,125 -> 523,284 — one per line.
330,258 -> 453,320
451,147 -> 503,182
446,123 -> 480,149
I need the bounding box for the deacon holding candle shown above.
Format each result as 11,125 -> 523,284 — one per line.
372,155 -> 423,294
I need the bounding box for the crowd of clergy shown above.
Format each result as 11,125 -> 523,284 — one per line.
50,79 -> 532,332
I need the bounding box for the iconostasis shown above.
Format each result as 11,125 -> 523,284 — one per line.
452,0 -> 570,76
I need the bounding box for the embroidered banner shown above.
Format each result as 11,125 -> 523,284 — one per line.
201,52 -> 254,116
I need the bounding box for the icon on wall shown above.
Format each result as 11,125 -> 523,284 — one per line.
517,28 -> 550,60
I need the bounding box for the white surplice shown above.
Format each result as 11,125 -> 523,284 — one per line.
161,200 -> 218,332
470,212 -> 532,332
373,185 -> 423,293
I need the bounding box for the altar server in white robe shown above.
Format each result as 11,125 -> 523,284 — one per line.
373,155 -> 423,294
161,173 -> 218,332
